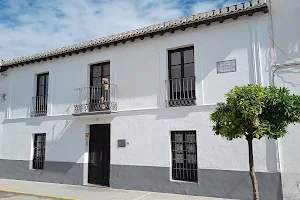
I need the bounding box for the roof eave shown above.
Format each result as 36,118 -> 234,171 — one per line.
0,0 -> 268,69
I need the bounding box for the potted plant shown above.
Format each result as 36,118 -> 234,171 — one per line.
99,96 -> 106,110
102,78 -> 109,91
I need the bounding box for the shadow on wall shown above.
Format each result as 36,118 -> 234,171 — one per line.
45,105 -> 84,166
2,105 -> 85,171
45,119 -> 85,170
274,4 -> 300,65
265,139 -> 278,172
275,67 -> 300,89
2,105 -> 72,125
155,105 -> 216,120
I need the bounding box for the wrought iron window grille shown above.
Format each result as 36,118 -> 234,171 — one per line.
171,131 -> 198,182
33,133 -> 46,170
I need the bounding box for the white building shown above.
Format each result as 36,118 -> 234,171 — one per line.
0,0 -> 299,199
269,0 -> 300,199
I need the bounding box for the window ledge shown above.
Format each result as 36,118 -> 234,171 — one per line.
170,179 -> 199,184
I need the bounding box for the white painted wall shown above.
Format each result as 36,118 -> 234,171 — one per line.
0,12 -> 277,184
6,14 -> 269,119
270,0 -> 300,65
1,117 -> 85,163
109,107 -> 278,172
270,0 -> 300,199
0,74 -> 9,160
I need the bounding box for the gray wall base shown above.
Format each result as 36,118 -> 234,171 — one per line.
110,164 -> 283,200
281,173 -> 300,200
0,159 -> 83,185
0,160 -> 283,199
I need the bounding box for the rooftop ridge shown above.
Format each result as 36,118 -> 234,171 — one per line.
0,0 -> 268,68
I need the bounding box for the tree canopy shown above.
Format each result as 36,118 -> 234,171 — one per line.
210,84 -> 300,140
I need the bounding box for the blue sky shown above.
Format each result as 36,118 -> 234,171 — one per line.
0,0 -> 247,60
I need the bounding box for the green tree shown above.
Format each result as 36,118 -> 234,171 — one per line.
210,84 -> 300,200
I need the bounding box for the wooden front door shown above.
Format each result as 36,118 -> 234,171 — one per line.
88,124 -> 110,186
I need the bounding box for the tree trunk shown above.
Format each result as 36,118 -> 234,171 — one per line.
247,138 -> 259,200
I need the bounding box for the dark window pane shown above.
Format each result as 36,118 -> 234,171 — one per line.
44,85 -> 48,96
171,65 -> 181,79
184,49 -> 194,64
171,52 -> 181,65
93,77 -> 101,87
167,47 -> 196,107
45,74 -> 49,85
103,64 -> 110,77
93,66 -> 102,77
38,86 -> 45,96
184,63 -> 195,77
38,75 -> 45,86
33,74 -> 48,117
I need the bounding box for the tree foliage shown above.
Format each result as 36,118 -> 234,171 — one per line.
211,84 -> 300,140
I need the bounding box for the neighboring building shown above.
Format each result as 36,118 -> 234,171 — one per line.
269,0 -> 300,199
0,0 -> 298,199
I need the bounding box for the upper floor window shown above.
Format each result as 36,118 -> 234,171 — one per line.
90,62 -> 110,87
90,62 -> 111,111
74,62 -> 117,115
166,46 -> 196,107
31,73 -> 49,117
37,73 -> 49,97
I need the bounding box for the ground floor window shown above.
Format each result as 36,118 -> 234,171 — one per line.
33,133 -> 46,170
171,131 -> 198,182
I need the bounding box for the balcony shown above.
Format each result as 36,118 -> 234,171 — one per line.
73,84 -> 117,116
166,77 -> 196,107
31,95 -> 48,117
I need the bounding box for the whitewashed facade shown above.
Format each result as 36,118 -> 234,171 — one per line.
270,0 -> 300,199
0,0 -> 298,199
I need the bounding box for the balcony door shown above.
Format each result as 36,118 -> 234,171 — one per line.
90,62 -> 110,111
168,46 -> 196,106
32,73 -> 48,116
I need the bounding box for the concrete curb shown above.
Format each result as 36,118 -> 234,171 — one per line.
0,189 -> 78,200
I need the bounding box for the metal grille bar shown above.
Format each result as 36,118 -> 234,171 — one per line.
171,131 -> 198,182
166,77 -> 196,107
31,95 -> 48,117
33,133 -> 46,170
74,84 -> 117,114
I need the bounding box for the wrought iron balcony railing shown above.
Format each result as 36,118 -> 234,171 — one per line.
166,77 -> 196,107
74,84 -> 117,115
31,95 -> 48,117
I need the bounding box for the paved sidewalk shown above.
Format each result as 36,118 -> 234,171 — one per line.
0,179 -> 237,200
0,192 -> 56,199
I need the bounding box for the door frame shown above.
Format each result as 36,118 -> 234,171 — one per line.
88,124 -> 111,186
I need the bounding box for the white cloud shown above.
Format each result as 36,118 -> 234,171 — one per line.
192,1 -> 222,14
0,0 -> 246,60
0,0 -> 184,60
